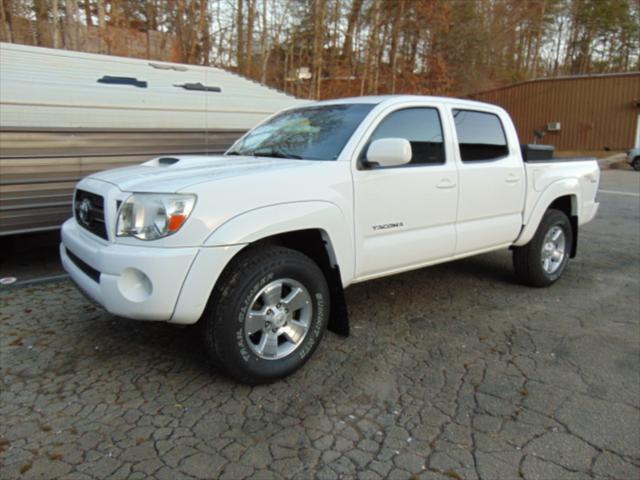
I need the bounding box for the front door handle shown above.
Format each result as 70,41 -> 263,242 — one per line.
506,173 -> 521,183
436,179 -> 456,189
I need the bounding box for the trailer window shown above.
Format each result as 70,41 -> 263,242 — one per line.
453,110 -> 509,161
97,75 -> 148,88
174,82 -> 221,92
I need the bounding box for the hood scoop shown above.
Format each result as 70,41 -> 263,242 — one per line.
144,157 -> 181,167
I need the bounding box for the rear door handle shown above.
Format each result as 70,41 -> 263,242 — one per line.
436,179 -> 456,189
505,174 -> 521,183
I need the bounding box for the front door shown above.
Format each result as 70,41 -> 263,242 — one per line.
353,106 -> 458,279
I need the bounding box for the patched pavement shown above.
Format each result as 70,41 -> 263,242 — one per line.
1,171 -> 639,480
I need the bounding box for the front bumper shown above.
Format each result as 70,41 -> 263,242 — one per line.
61,219 -> 244,324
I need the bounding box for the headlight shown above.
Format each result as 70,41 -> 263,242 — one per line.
116,193 -> 196,240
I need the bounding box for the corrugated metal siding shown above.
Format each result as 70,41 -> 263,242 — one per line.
0,129 -> 244,235
470,73 -> 640,150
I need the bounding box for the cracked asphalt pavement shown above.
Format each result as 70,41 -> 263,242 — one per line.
1,171 -> 639,480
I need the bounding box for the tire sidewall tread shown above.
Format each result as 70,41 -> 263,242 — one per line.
513,209 -> 573,287
203,245 -> 329,384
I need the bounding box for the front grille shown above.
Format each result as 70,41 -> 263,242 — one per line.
66,248 -> 101,283
74,189 -> 108,239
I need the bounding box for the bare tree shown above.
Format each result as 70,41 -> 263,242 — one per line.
245,0 -> 256,75
64,0 -> 80,50
236,0 -> 244,72
1,0 -> 637,98
34,0 -> 51,47
96,0 -> 106,52
342,0 -> 362,69
0,0 -> 14,42
311,0 -> 326,98
51,0 -> 61,48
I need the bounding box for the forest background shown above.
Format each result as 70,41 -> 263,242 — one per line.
1,0 -> 638,98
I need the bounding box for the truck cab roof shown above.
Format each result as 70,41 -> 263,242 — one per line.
310,94 -> 500,110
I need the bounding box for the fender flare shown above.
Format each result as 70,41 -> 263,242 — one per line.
203,201 -> 354,284
513,179 -> 580,247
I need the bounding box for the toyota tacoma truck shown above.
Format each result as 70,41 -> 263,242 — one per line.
61,95 -> 600,384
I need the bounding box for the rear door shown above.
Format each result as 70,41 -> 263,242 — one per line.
450,108 -> 526,255
353,105 -> 458,279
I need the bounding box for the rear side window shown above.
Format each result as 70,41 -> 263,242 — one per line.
366,108 -> 445,165
453,109 -> 509,161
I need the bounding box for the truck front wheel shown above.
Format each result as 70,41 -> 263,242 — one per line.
513,209 -> 573,287
202,245 -> 330,384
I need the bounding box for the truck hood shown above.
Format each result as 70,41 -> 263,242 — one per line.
87,155 -> 314,192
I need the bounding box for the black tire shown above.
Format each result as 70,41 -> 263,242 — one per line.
513,209 -> 573,287
632,157 -> 640,171
202,245 -> 330,385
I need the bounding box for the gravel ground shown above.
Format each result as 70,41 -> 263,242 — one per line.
1,171 -> 639,480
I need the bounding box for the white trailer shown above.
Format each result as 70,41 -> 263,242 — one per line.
0,42 -> 304,235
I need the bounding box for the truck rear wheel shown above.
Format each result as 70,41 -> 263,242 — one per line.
513,209 -> 573,287
202,245 -> 330,384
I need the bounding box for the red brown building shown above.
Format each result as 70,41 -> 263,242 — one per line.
470,72 -> 640,152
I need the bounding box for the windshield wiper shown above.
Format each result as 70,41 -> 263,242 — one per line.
225,151 -> 242,156
252,150 -> 303,160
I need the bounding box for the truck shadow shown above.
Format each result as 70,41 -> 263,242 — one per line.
95,251 -> 516,379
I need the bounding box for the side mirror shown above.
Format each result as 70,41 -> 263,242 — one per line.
365,138 -> 412,168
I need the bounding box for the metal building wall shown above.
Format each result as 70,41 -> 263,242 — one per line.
470,73 -> 640,151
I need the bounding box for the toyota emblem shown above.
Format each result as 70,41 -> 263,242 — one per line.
78,198 -> 92,225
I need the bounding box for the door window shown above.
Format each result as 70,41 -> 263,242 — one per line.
453,109 -> 509,162
364,108 -> 445,166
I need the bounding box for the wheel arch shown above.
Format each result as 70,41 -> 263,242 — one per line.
514,179 -> 580,257
202,202 -> 352,336
249,229 -> 350,336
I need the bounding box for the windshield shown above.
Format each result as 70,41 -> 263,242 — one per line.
226,103 -> 375,160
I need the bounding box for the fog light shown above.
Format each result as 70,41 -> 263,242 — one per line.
117,268 -> 152,302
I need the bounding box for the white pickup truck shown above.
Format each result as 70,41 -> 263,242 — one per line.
61,95 -> 600,384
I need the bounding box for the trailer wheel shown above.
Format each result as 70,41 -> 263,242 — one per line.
513,209 -> 573,287
202,245 -> 329,384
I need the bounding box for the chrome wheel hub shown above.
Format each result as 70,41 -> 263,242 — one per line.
541,226 -> 566,274
244,278 -> 312,360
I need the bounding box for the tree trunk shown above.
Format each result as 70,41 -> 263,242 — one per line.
34,0 -> 51,47
342,0 -> 363,67
372,2 -> 385,94
96,0 -> 106,53
174,0 -> 185,61
389,0 -> 404,93
64,0 -> 79,50
187,0 -> 206,63
84,0 -> 93,26
552,16 -> 563,75
0,0 -> 14,43
530,0 -> 546,77
145,1 -> 157,59
246,0 -> 256,76
236,0 -> 244,73
361,0 -> 380,95
200,0 -> 210,65
260,0 -> 268,83
52,0 -> 61,48
311,0 -> 326,99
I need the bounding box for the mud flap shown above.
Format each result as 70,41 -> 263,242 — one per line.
326,265 -> 349,336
